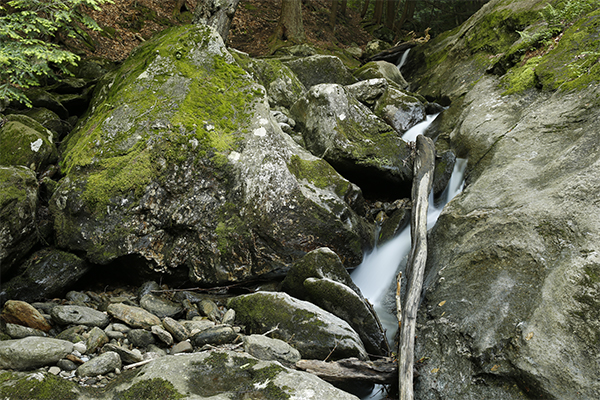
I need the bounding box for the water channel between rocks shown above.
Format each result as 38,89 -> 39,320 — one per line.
351,114 -> 467,399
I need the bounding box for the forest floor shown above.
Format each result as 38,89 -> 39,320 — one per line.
77,0 -> 374,62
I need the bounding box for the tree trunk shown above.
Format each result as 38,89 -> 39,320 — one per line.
329,0 -> 339,30
373,0 -> 383,24
385,0 -> 396,29
340,0 -> 347,16
192,0 -> 241,43
397,0 -> 416,30
296,358 -> 397,384
360,0 -> 370,19
398,135 -> 435,400
274,0 -> 306,43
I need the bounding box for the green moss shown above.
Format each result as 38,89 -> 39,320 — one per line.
0,166 -> 36,206
287,155 -> 350,195
115,378 -> 184,400
502,56 -> 543,94
0,371 -> 78,400
189,352 -> 290,399
215,202 -> 251,255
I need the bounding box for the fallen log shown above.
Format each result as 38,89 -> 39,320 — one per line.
399,135 -> 435,400
296,357 -> 396,384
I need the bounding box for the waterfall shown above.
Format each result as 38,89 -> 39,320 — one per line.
397,49 -> 411,70
351,116 -> 467,399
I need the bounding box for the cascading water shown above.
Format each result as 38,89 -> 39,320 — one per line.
397,49 -> 411,70
351,114 -> 467,399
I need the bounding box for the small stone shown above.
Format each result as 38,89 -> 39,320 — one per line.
65,291 -> 91,303
171,340 -> 193,354
181,319 -> 215,335
139,294 -> 183,319
222,308 -> 235,325
162,317 -> 189,342
51,305 -> 109,328
48,366 -> 61,375
107,303 -> 161,329
151,325 -> 173,346
102,343 -> 143,364
56,325 -> 87,343
111,323 -> 131,333
65,354 -> 84,364
127,329 -> 155,348
57,358 -> 78,371
191,326 -> 238,347
85,326 -> 109,354
4,323 -> 47,339
243,334 -> 301,364
106,331 -> 124,340
1,300 -> 52,332
76,351 -> 121,377
198,299 -> 220,322
60,370 -> 73,378
138,281 -> 160,298
73,341 -> 87,354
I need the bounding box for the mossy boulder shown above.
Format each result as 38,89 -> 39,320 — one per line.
0,166 -> 38,275
0,248 -> 89,304
50,24 -> 372,285
18,107 -> 72,139
0,114 -> 57,172
284,55 -> 358,89
354,61 -> 408,90
0,371 -> 80,400
232,50 -> 306,109
290,83 -> 413,199
228,291 -> 368,361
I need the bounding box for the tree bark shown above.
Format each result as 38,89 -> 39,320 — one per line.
193,0 -> 241,43
296,357 -> 397,384
398,0 -> 416,30
373,0 -> 383,24
398,135 -> 435,400
340,0 -> 347,16
360,0 -> 370,19
329,0 -> 339,30
274,0 -> 306,43
385,0 -> 396,29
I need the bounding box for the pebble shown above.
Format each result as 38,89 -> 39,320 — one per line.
107,303 -> 161,329
73,341 -> 87,354
127,329 -> 155,348
162,317 -> 189,342
151,325 -> 174,346
50,305 -> 110,328
85,326 -> 108,354
111,323 -> 131,333
48,366 -> 61,375
139,294 -> 183,319
76,351 -> 121,377
171,340 -> 193,354
222,308 -> 235,325
57,359 -> 78,371
106,331 -> 124,340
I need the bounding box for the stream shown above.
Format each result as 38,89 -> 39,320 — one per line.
351,114 -> 467,399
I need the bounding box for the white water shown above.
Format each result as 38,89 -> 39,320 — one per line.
397,49 -> 411,70
350,117 -> 467,399
401,113 -> 438,143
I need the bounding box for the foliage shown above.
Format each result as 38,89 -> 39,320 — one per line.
541,0 -> 600,27
0,0 -> 113,107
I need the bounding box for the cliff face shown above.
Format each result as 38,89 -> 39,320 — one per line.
403,0 -> 600,398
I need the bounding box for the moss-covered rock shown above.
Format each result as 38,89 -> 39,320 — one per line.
291,83 -> 413,199
0,371 -> 79,400
284,54 -> 358,89
0,114 -> 57,172
50,24 -> 372,285
373,86 -> 426,134
228,291 -> 368,361
354,61 -> 409,90
0,166 -> 38,276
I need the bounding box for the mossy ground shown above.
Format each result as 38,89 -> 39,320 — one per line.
0,371 -> 78,400
115,378 -> 184,400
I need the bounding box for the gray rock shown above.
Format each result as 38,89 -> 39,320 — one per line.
198,299 -> 220,321
432,149 -> 457,199
102,344 -> 143,364
151,325 -> 174,346
111,323 -> 131,333
290,83 -> 413,198
222,308 -> 235,325
284,55 -> 358,89
181,319 -> 215,336
137,281 -> 160,298
191,325 -> 238,347
111,350 -> 359,399
76,351 -> 121,377
48,366 -> 61,375
73,342 -> 87,354
1,300 -> 52,332
107,303 -> 161,329
127,329 -> 156,348
228,291 -> 368,361
56,325 -> 87,343
139,294 -> 183,319
4,323 -> 47,339
373,86 -> 426,134
85,326 -> 109,354
57,358 -> 77,371
51,305 -> 109,328
171,340 -> 193,354
354,60 -> 408,89
243,334 -> 301,364
303,277 -> 388,356
364,39 -> 392,60
0,166 -> 39,276
65,291 -> 91,303
345,78 -> 389,107
0,337 -> 73,370
162,317 -> 189,342
1,249 -> 89,304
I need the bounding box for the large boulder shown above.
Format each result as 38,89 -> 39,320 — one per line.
373,86 -> 427,134
354,61 -> 408,90
50,24 -> 372,285
291,83 -> 413,199
398,1 -> 600,398
284,54 -> 358,89
0,166 -> 38,275
228,291 -> 368,361
0,337 -> 73,370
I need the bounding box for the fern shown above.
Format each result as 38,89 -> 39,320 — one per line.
0,0 -> 113,107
